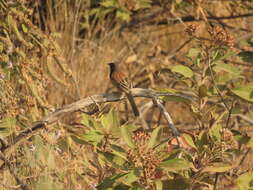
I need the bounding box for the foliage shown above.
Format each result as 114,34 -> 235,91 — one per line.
0,0 -> 253,190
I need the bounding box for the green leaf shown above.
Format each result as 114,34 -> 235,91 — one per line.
147,126 -> 162,150
234,134 -> 250,145
199,84 -> 208,98
231,85 -> 253,102
213,50 -> 236,62
71,135 -> 89,145
171,65 -> 193,78
116,8 -> 131,21
81,130 -> 104,146
196,131 -> 209,151
136,0 -> 152,9
123,124 -> 141,133
182,133 -> 197,150
160,158 -> 193,172
100,0 -> 118,7
215,73 -> 240,85
101,109 -> 119,134
238,51 -> 253,63
97,173 -> 127,190
187,48 -> 200,58
111,144 -> 128,160
99,151 -> 127,169
203,162 -> 233,173
236,172 -> 253,190
120,126 -> 135,149
21,24 -> 28,33
81,114 -> 100,130
119,169 -> 141,185
162,95 -> 191,104
213,63 -> 241,76
210,124 -> 222,143
165,178 -> 190,190
0,117 -> 16,137
89,8 -> 100,16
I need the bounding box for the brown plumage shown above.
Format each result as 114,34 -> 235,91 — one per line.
108,62 -> 140,117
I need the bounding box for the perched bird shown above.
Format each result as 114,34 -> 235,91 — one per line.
108,62 -> 140,117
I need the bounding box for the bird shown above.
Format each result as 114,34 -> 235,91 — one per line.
108,62 -> 140,117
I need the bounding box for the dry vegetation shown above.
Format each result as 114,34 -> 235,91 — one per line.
1,0 -> 253,189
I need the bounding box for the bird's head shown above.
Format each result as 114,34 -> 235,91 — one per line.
108,62 -> 117,73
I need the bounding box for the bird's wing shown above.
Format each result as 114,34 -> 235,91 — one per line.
112,72 -> 131,92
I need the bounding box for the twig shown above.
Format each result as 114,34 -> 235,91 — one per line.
235,114 -> 253,125
213,173 -> 219,190
152,97 -> 180,137
165,38 -> 192,61
238,148 -> 251,169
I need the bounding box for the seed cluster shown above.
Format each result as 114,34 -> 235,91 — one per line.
208,26 -> 235,49
127,132 -> 162,180
222,128 -> 238,150
185,24 -> 198,36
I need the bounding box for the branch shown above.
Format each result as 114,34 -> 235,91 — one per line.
152,97 -> 180,136
122,13 -> 253,30
2,88 -> 195,156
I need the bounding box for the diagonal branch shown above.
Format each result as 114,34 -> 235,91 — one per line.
152,97 -> 180,136
2,88 -> 195,157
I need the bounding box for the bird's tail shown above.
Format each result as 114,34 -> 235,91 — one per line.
125,93 -> 140,117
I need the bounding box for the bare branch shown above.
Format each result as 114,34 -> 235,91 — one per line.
2,88 -> 195,156
152,97 -> 180,137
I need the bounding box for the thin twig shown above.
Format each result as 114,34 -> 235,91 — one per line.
213,173 -> 219,190
235,114 -> 253,125
152,97 -> 180,137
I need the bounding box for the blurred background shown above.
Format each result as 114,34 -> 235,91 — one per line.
0,0 -> 253,189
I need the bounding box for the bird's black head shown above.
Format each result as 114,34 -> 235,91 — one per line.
108,62 -> 117,74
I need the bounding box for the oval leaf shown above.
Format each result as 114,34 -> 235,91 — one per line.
238,51 -> 253,63
81,130 -> 104,146
171,65 -> 193,78
187,48 -> 200,58
236,172 -> 253,190
210,124 -> 222,143
231,85 -> 253,102
213,63 -> 241,76
0,117 -> 16,137
147,126 -> 162,150
203,162 -> 233,173
99,151 -> 127,169
118,169 -> 140,185
160,158 -> 193,172
120,126 -> 135,149
181,133 -> 197,150
101,109 -> 119,134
